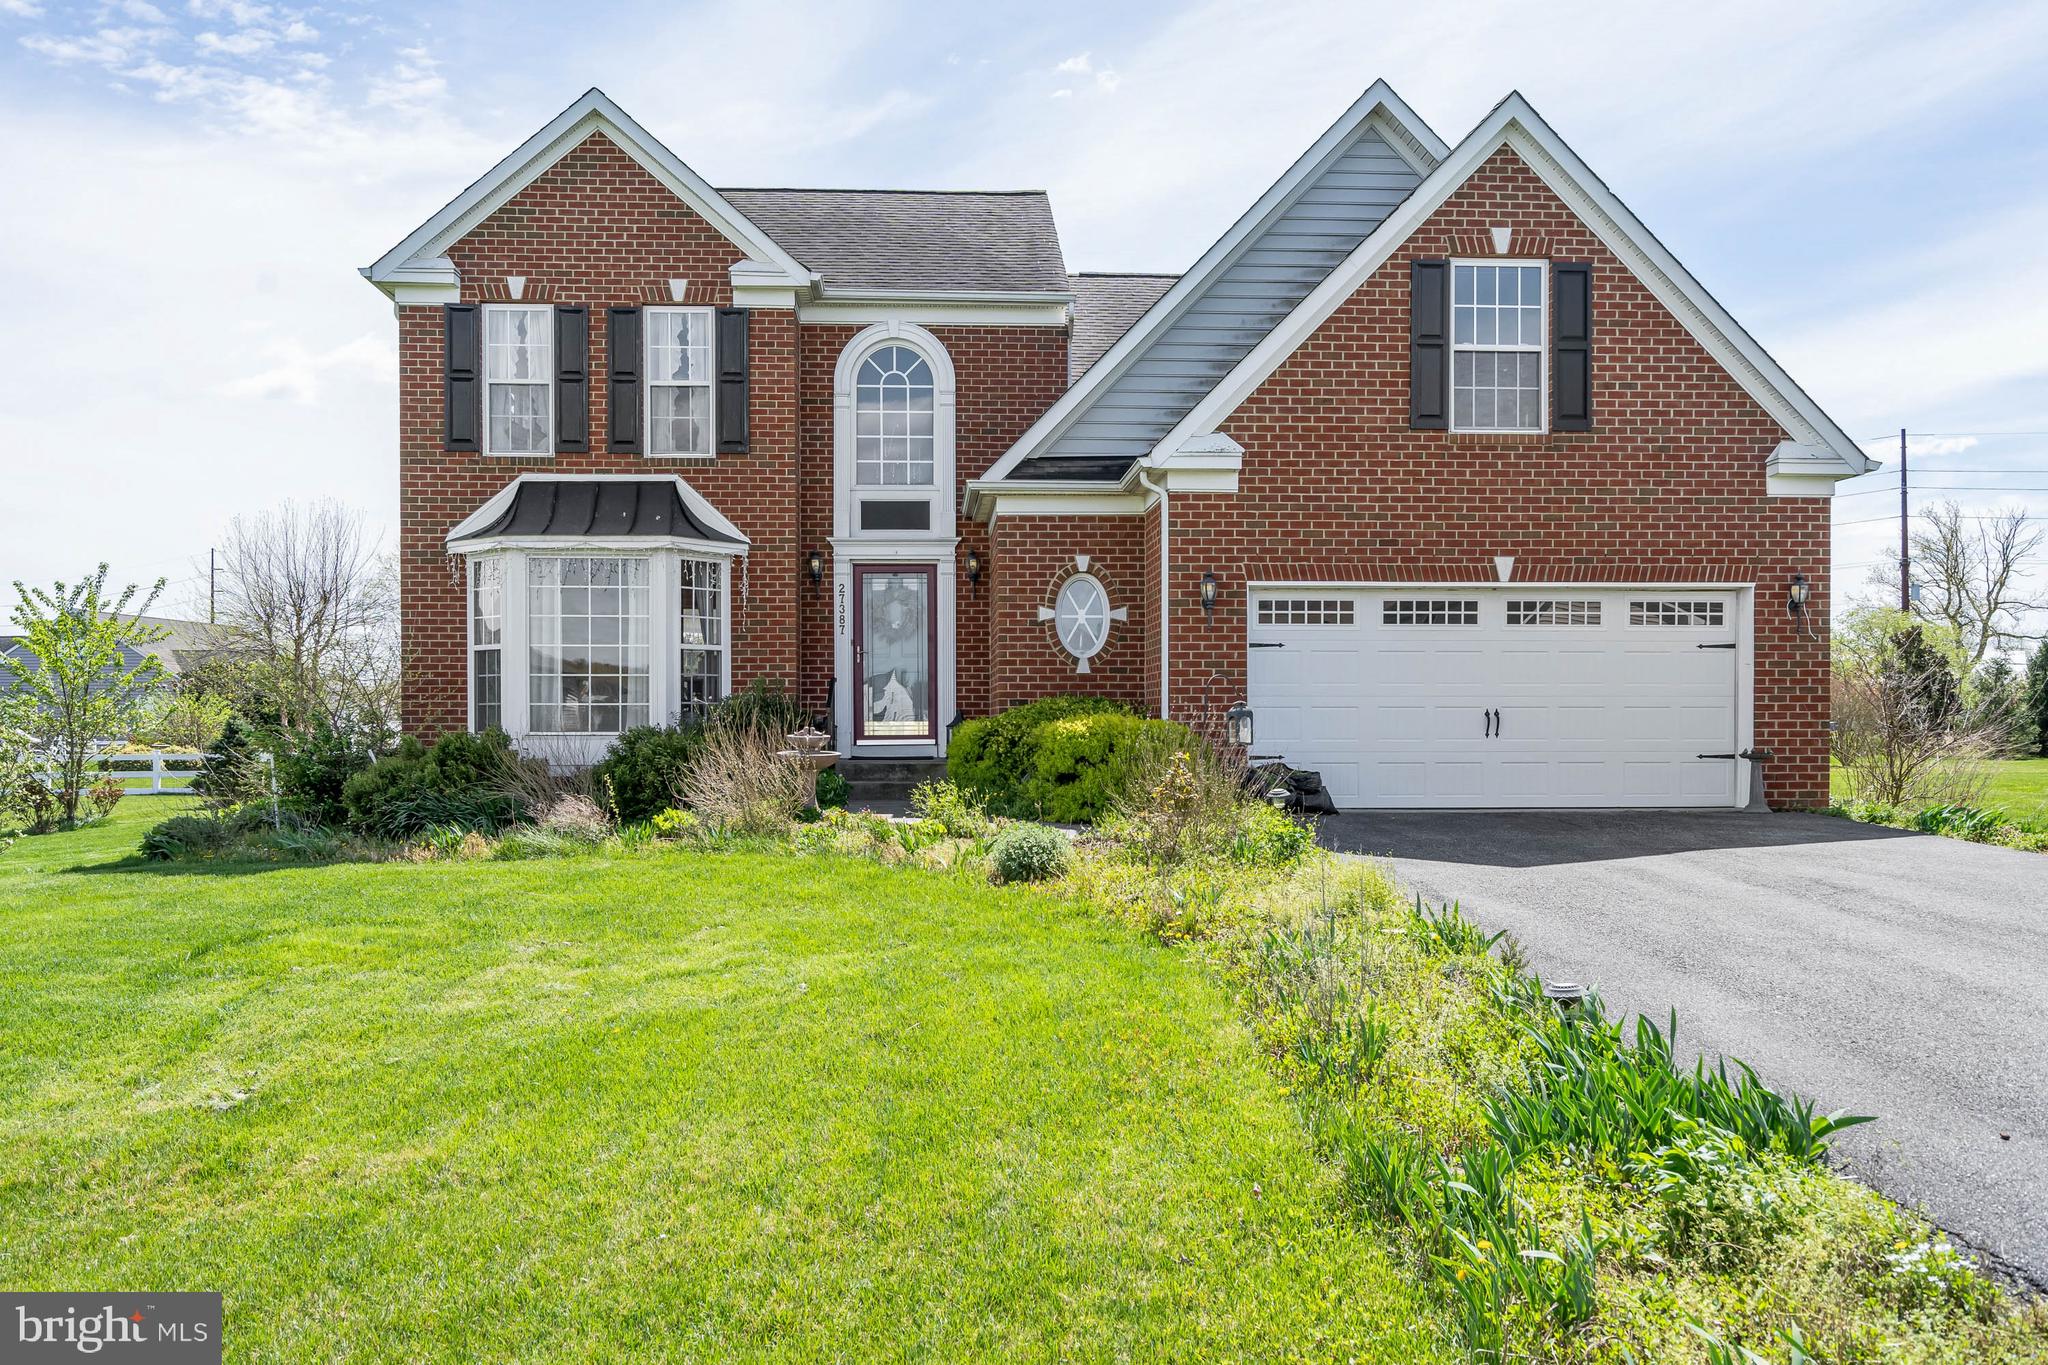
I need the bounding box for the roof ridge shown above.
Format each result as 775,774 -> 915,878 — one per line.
1070,271 -> 1180,279
721,186 -> 1050,197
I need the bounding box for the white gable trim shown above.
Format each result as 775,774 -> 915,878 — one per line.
976,80 -> 1446,486
363,89 -> 813,299
443,473 -> 751,553
1160,94 -> 1873,480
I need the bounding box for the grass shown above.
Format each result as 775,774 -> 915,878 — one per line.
0,800 -> 1449,1363
1830,756 -> 2048,822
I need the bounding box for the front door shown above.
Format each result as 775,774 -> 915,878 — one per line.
852,565 -> 937,744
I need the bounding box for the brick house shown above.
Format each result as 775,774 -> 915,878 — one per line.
364,84 -> 1868,809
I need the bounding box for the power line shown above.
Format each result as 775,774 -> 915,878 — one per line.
1835,483 -> 2048,497
1835,510 -> 2039,528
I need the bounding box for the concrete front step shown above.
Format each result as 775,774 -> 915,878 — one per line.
837,758 -> 948,811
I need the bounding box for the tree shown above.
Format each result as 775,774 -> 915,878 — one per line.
0,566 -> 169,824
214,500 -> 399,739
2025,641 -> 2048,759
1869,501 -> 2046,670
1831,608 -> 2019,808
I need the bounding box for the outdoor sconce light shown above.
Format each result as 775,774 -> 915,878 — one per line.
1200,571 -> 1218,617
1788,573 -> 1815,638
805,549 -> 824,585
965,549 -> 983,586
1224,701 -> 1254,748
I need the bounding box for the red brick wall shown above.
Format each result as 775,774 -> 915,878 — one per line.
794,323 -> 1066,725
1159,145 -> 1832,805
398,129 -> 1069,740
989,515 -> 1148,711
399,131 -> 799,736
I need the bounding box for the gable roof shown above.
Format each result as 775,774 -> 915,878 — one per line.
1067,273 -> 1179,384
973,80 -> 1447,489
722,189 -> 1069,295
1157,93 -> 1874,477
363,88 -> 812,296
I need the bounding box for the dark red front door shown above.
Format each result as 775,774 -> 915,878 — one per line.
852,565 -> 937,744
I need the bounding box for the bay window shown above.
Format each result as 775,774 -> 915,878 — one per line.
484,304 -> 553,455
470,557 -> 503,732
527,556 -> 651,735
1451,261 -> 1546,433
647,307 -> 714,457
678,558 -> 724,717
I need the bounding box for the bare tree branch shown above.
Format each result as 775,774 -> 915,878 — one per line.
1863,500 -> 2047,669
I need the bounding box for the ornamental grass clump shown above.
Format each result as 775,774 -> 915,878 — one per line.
675,724 -> 813,837
988,822 -> 1069,883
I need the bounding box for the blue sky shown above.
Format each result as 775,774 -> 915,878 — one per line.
3,0 -> 2046,630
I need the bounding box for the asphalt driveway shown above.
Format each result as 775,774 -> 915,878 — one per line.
1320,809 -> 2048,1288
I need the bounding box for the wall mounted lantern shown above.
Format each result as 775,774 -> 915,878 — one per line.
1224,701 -> 1254,747
1788,573 -> 1814,638
805,549 -> 824,585
1200,571 -> 1218,618
965,549 -> 984,586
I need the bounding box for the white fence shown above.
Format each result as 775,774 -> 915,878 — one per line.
34,750 -> 272,796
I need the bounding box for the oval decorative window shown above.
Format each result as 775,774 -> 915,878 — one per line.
1054,574 -> 1110,662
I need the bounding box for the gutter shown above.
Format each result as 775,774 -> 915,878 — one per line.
1133,466 -> 1170,720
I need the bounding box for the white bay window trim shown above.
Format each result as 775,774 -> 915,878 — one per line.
483,303 -> 554,456
463,545 -> 737,763
1450,258 -> 1547,434
645,305 -> 716,458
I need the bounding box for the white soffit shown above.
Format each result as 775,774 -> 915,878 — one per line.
362,88 -> 813,298
1160,93 -> 1874,480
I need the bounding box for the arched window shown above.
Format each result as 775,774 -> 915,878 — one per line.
854,344 -> 935,487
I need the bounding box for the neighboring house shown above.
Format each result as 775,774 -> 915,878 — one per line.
0,616 -> 223,698
364,83 -> 1867,808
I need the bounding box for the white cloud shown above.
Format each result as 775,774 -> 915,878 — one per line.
1054,52 -> 1092,74
218,333 -> 395,403
195,27 -> 273,56
0,0 -> 45,17
365,45 -> 445,114
115,1 -> 169,19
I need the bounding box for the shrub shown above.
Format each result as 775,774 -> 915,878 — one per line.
1909,802 -> 2004,841
649,807 -> 699,839
195,717 -> 271,806
948,696 -> 1132,814
712,679 -> 809,737
815,767 -> 849,810
989,822 -> 1069,883
272,722 -> 379,827
538,794 -> 611,842
910,779 -> 994,838
340,731 -> 526,840
676,725 -> 813,836
1227,800 -> 1314,867
1020,713 -> 1195,823
140,812 -> 239,860
590,724 -> 703,823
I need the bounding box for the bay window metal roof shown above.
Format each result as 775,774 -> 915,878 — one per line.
445,476 -> 748,551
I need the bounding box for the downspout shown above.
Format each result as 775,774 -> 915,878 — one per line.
1135,466 -> 1170,720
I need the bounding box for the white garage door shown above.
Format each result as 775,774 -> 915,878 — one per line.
1248,588 -> 1743,809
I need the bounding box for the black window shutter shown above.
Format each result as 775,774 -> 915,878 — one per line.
1552,262 -> 1592,432
1409,260 -> 1449,429
443,303 -> 481,452
607,307 -> 642,454
554,306 -> 589,454
716,307 -> 749,454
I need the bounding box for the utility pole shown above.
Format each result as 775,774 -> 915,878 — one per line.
1898,428 -> 1911,612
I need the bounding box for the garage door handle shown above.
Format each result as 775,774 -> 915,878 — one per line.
1696,642 -> 1737,650
1249,642 -> 1285,649
1483,708 -> 1500,738
1492,708 -> 1502,738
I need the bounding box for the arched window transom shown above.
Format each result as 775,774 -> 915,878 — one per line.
854,345 -> 935,487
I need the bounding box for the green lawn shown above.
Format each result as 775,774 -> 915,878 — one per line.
1830,755 -> 2048,820
0,801 -> 1447,1363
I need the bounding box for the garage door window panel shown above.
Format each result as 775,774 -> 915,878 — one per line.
1630,600 -> 1726,627
1507,599 -> 1601,627
1383,598 -> 1480,626
1258,597 -> 1354,626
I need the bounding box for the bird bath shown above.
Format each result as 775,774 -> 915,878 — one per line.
778,725 -> 840,772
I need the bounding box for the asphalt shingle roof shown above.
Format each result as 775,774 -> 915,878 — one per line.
1066,272 -> 1178,384
720,189 -> 1069,294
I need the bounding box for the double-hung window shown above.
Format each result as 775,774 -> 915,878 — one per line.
527,556 -> 651,735
470,557 -> 503,732
484,305 -> 553,455
1451,261 -> 1546,433
647,307 -> 714,457
678,558 -> 725,716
